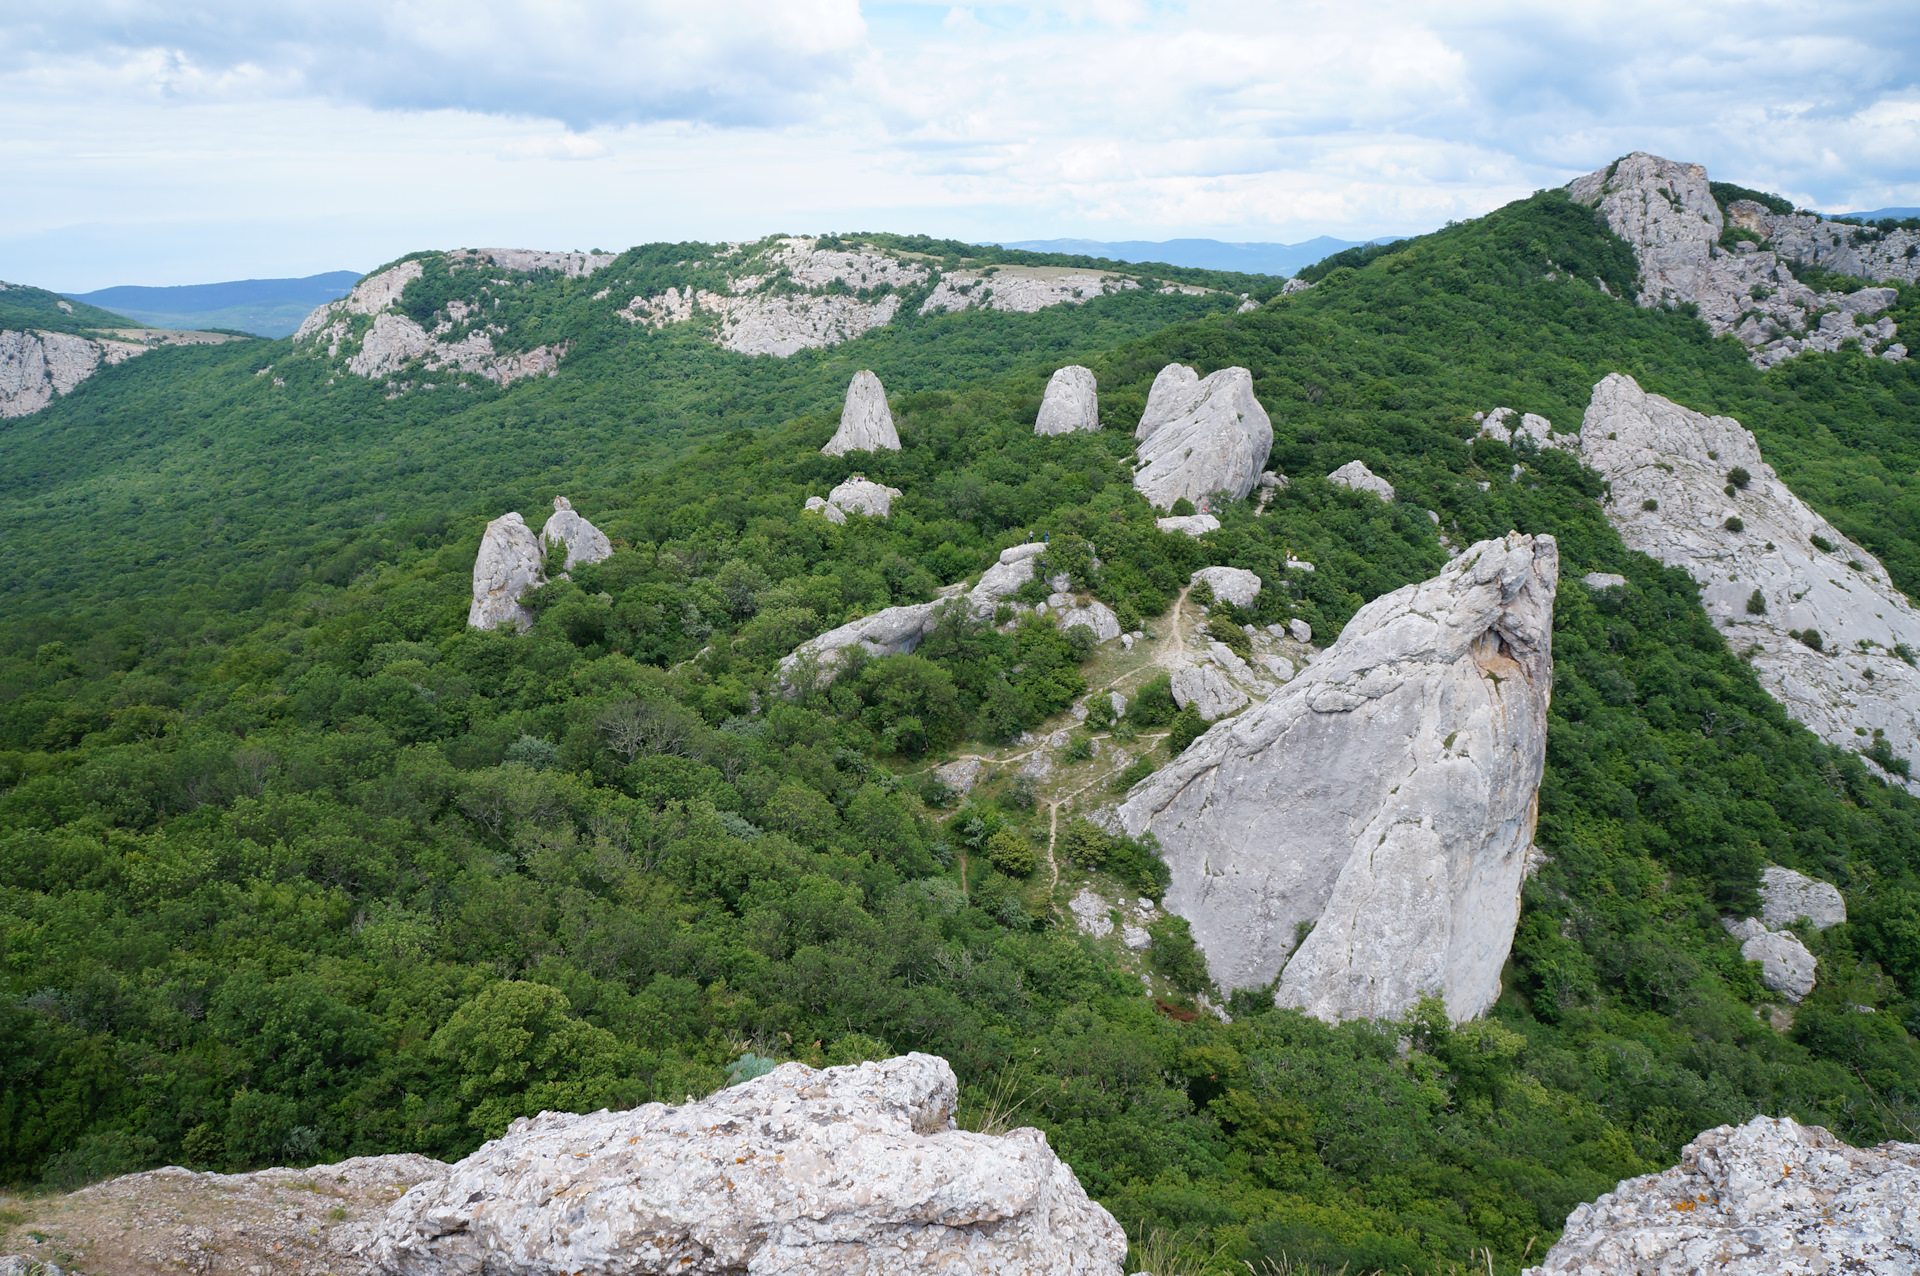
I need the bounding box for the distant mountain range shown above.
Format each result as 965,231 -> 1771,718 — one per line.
63,271 -> 363,338
994,236 -> 1402,277
1836,207 -> 1920,221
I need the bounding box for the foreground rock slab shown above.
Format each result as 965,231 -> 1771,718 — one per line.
1525,1116 -> 1920,1275
369,1054 -> 1125,1276
823,370 -> 900,456
1120,533 -> 1559,1023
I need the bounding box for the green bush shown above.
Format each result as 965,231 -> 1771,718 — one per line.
984,828 -> 1038,876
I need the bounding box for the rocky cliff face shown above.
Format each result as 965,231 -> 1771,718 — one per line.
367,1053 -> 1126,1276
1,326 -> 240,418
1036,365 -> 1100,434
1119,533 -> 1559,1023
1131,366 -> 1273,512
1525,1116 -> 1920,1276
1567,153 -> 1907,369
1579,372 -> 1920,790
469,513 -> 546,631
823,370 -> 901,456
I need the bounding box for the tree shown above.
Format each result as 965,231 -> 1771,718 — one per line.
430,982 -> 639,1137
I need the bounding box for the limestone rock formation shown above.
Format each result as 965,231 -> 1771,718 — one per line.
1120,533 -> 1560,1023
823,371 -> 900,456
1725,917 -> 1817,1002
1726,201 -> 1920,290
921,267 -> 1139,318
1567,153 -> 1908,369
368,1054 -> 1126,1276
469,513 -> 546,631
1476,407 -> 1575,451
1579,372 -> 1920,791
1524,1116 -> 1920,1276
1136,364 -> 1202,441
1191,566 -> 1262,610
778,600 -> 948,689
1328,460 -> 1395,502
1170,664 -> 1250,721
805,495 -> 847,525
1288,619 -> 1312,644
1581,572 -> 1627,590
826,476 -> 903,519
1056,599 -> 1122,643
1,326 -> 234,418
968,543 -> 1048,607
540,497 -> 612,572
1156,513 -> 1220,537
1132,367 -> 1273,512
1035,365 -> 1100,434
1760,865 -> 1847,931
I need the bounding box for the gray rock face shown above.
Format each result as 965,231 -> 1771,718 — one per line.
826,476 -> 903,519
1327,460 -> 1395,502
541,497 -> 612,572
1760,865 -> 1847,931
823,370 -> 901,456
368,1053 -> 1126,1276
1170,664 -> 1250,721
1132,367 -> 1273,512
1156,514 -> 1220,537
934,758 -> 982,796
1036,365 -> 1100,434
1288,618 -> 1312,644
1476,407 -> 1574,451
469,513 -> 546,631
1524,1116 -> 1920,1276
1581,572 -> 1627,590
1136,363 -> 1202,441
1579,372 -> 1920,792
0,326 -> 218,418
1726,917 -> 1818,1002
968,543 -> 1048,608
805,495 -> 847,525
1056,599 -> 1122,643
779,600 -> 949,689
1726,200 -> 1920,291
1191,566 -> 1262,609
1120,533 -> 1559,1023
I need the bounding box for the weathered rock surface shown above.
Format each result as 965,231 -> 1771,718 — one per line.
1327,460 -> 1395,502
469,513 -> 546,631
541,497 -> 612,572
823,370 -> 900,456
1056,599 -> 1122,643
368,1054 -> 1126,1276
1136,364 -> 1202,441
1476,407 -> 1575,451
1170,664 -> 1250,721
1288,618 -> 1312,644
969,543 -> 1048,607
1121,533 -> 1559,1023
779,600 -> 949,688
934,758 -> 982,796
921,266 -> 1139,318
1581,572 -> 1627,590
805,495 -> 847,525
1760,865 -> 1847,931
1156,513 -> 1220,537
1567,153 -> 1908,369
1191,566 -> 1262,610
1132,367 -> 1273,512
1,325 -> 235,418
1579,372 -> 1920,792
1523,1116 -> 1920,1276
826,476 -> 903,519
1036,365 -> 1100,434
1725,917 -> 1818,1002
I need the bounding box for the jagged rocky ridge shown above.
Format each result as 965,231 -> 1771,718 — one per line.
1120,533 -> 1559,1023
1568,153 -> 1909,369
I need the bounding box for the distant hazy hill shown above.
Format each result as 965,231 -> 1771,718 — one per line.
64,270 -> 363,338
1837,207 -> 1920,221
0,280 -> 138,334
993,235 -> 1401,276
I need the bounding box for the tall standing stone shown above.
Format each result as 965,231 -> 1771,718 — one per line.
1131,367 -> 1272,512
540,496 -> 612,572
469,512 -> 545,631
1035,365 -> 1100,434
822,369 -> 900,456
1135,363 -> 1201,442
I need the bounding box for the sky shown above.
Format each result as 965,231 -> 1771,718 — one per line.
4,0 -> 1918,291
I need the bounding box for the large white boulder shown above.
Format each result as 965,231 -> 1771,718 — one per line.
367,1054 -> 1126,1276
1035,365 -> 1100,434
1191,566 -> 1262,609
1156,514 -> 1220,537
804,495 -> 847,525
1135,363 -> 1202,442
968,543 -> 1048,608
1327,460 -> 1395,502
778,600 -> 948,690
825,475 -> 903,519
1760,865 -> 1847,931
1132,367 -> 1273,512
1120,533 -> 1559,1023
469,513 -> 546,631
1056,599 -> 1121,643
1579,372 -> 1920,793
1525,1116 -> 1920,1276
1170,664 -> 1249,722
541,496 -> 612,572
822,370 -> 900,456
1726,917 -> 1818,1002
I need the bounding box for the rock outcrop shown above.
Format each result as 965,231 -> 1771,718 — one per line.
1136,364 -> 1202,441
968,542 -> 1048,606
826,475 -> 902,518
921,267 -> 1142,317
1725,917 -> 1817,1002
1579,372 -> 1920,791
1760,865 -> 1847,931
1476,407 -> 1575,451
1191,566 -> 1262,610
805,496 -> 848,525
1156,513 -> 1220,537
1036,365 -> 1100,434
1120,533 -> 1559,1023
1171,664 -> 1250,721
779,600 -> 948,688
540,497 -> 612,572
469,513 -> 546,631
368,1053 -> 1126,1276
1567,153 -> 1908,369
1,326 -> 237,418
1056,599 -> 1122,643
823,371 -> 900,456
1132,367 -> 1273,512
1328,460 -> 1395,502
1524,1116 -> 1920,1276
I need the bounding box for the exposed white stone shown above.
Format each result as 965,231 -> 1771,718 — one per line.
1478,407 -> 1576,451
823,370 -> 900,456
1136,364 -> 1202,442
1170,664 -> 1249,722
1070,887 -> 1114,938
778,600 -> 950,689
1191,566 -> 1262,609
1035,365 -> 1100,435
1760,865 -> 1847,931
369,1054 -> 1126,1276
540,497 -> 612,572
1327,460 -> 1395,502
921,266 -> 1138,317
1582,572 -> 1627,590
1523,1116 -> 1920,1276
469,513 -> 546,631
1281,278 -> 1314,295
1109,692 -> 1128,718
1,326 -> 227,418
968,543 -> 1048,608
1726,917 -> 1818,1002
805,495 -> 847,525
1121,534 -> 1559,1023
934,757 -> 983,796
1207,642 -> 1253,679
1057,599 -> 1122,643
1133,367 -> 1273,512
1156,514 -> 1221,537
1579,372 -> 1920,793
1288,619 -> 1313,644
453,247 -> 617,278
826,475 -> 903,519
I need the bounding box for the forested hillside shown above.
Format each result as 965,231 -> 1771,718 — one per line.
5,191 -> 1920,1275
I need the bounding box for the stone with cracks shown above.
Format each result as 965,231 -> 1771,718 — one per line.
469,513 -> 545,631
826,476 -> 903,519
1035,365 -> 1100,434
823,370 -> 900,456
1132,367 -> 1273,512
1156,514 -> 1220,537
1121,533 -> 1559,1023
805,495 -> 847,525
1760,865 -> 1847,931
1328,460 -> 1395,502
1726,918 -> 1817,1002
778,600 -> 950,689
541,497 -> 612,572
1170,665 -> 1249,721
1191,567 -> 1262,610
367,1054 -> 1126,1276
1056,599 -> 1121,643
1523,1116 -> 1920,1276
968,543 -> 1047,606
1135,364 -> 1202,441
1579,372 -> 1920,793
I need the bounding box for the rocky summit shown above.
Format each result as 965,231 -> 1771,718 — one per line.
367,1054 -> 1126,1276
1131,365 -> 1272,511
1120,533 -> 1559,1023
